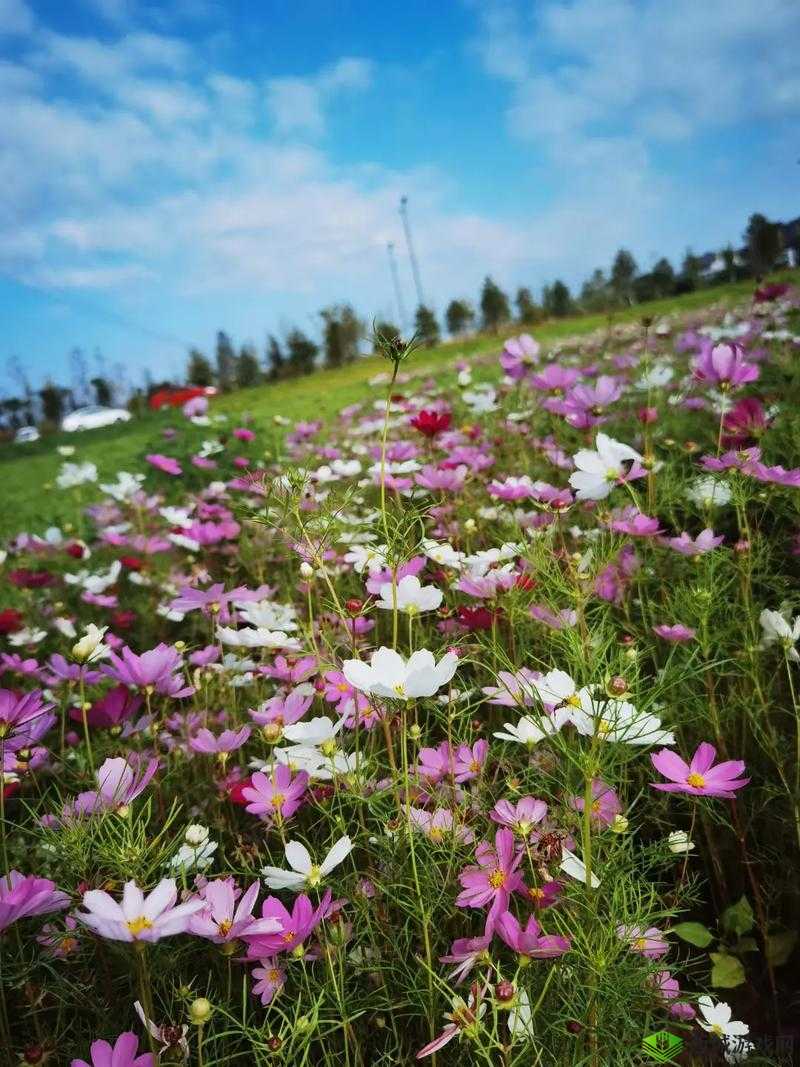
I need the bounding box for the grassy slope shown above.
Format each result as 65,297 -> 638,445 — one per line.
2,271 -> 796,539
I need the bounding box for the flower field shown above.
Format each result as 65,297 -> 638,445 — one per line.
3,282 -> 800,1066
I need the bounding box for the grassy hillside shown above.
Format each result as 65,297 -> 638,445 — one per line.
1,271 -> 795,538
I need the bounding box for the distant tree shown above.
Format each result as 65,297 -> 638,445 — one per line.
90,376 -> 113,406
414,305 -> 440,348
215,331 -> 237,391
610,248 -> 638,304
372,321 -> 402,353
515,287 -> 542,325
677,248 -> 702,293
651,257 -> 676,297
580,269 -> 611,312
321,304 -> 363,368
544,279 -> 573,318
285,329 -> 319,377
39,381 -> 65,424
265,335 -> 286,381
744,213 -> 782,277
445,299 -> 474,336
480,276 -> 510,332
187,349 -> 214,387
721,245 -> 738,283
236,344 -> 261,388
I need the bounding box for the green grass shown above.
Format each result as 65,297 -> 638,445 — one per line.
2,270 -> 796,539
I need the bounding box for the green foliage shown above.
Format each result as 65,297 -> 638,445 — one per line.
479,275 -> 510,331
413,304 -> 440,348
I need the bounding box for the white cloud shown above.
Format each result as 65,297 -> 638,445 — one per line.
266,56 -> 374,136
0,0 -> 33,36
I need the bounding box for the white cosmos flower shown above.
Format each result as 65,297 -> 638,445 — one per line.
53,617 -> 78,639
376,574 -> 443,615
9,628 -> 47,647
262,836 -> 353,891
493,713 -> 568,745
560,849 -> 600,888
273,746 -> 355,780
567,689 -> 675,746
686,476 -> 731,508
56,461 -> 98,489
508,991 -> 534,1042
342,647 -> 458,701
282,717 -> 344,749
421,539 -> 465,570
99,472 -> 145,501
217,627 -> 300,650
569,434 -> 642,501
759,608 -> 800,661
343,544 -> 389,574
533,669 -> 579,707
696,997 -> 749,1040
238,601 -> 298,631
72,624 -> 110,664
159,506 -> 193,528
64,561 -> 121,594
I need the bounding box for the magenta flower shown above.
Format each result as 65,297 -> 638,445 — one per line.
481,668 -> 540,707
653,623 -> 696,643
529,604 -> 578,630
490,797 -> 548,836
69,686 -> 142,729
145,454 -> 182,476
242,890 -> 333,957
456,829 -> 525,928
103,643 -> 194,698
70,756 -> 159,817
415,464 -> 468,492
563,376 -> 624,426
250,687 -> 313,735
452,740 -> 488,783
261,654 -> 317,684
529,363 -> 579,393
495,910 -> 570,959
189,879 -> 281,943
693,341 -> 759,388
666,529 -> 724,556
440,933 -> 492,983
0,871 -> 69,932
609,511 -> 663,538
251,958 -> 286,1004
500,333 -> 540,379
242,764 -> 309,821
568,779 -> 621,826
77,878 -> 203,942
722,396 -> 770,446
650,742 -> 749,798
0,688 -> 55,750
71,1032 -> 154,1067
189,725 -> 251,755
408,807 -> 475,845
417,740 -> 455,783
169,583 -> 236,620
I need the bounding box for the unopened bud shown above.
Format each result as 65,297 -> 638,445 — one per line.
300,561 -> 314,579
409,723 -> 422,740
606,675 -> 629,698
495,980 -> 516,1003
610,814 -> 629,834
189,998 -> 213,1025
345,598 -> 363,616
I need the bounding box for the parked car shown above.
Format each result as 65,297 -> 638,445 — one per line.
61,406 -> 132,432
13,425 -> 40,444
148,386 -> 217,411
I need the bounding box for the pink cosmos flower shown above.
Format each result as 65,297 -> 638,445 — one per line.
37,914 -> 79,957
452,740 -> 488,782
242,764 -> 309,821
145,454 -> 182,476
456,829 -> 525,929
495,911 -> 571,959
650,742 -> 749,798
568,779 -> 621,827
251,958 -> 286,1004
70,756 -> 159,817
616,924 -> 668,958
417,741 -> 455,783
189,725 -> 251,755
416,983 -> 487,1059
481,668 -> 540,707
189,879 -> 281,943
261,655 -> 317,684
722,397 -> 770,446
415,465 -> 468,492
529,605 -> 578,630
609,511 -> 663,538
233,427 -> 256,441
439,933 -> 492,983
77,879 -> 203,942
103,644 -> 194,698
693,341 -> 759,388
70,686 -> 142,729
653,623 -> 696,643
0,688 -> 55,751
500,334 -> 540,379
529,364 -> 580,393
242,890 -> 333,957
563,376 -> 624,427
488,476 -> 535,501
250,687 -> 313,736
666,529 -> 724,556
71,1032 -> 154,1067
408,807 -> 475,845
0,871 -> 69,932
490,797 -> 548,836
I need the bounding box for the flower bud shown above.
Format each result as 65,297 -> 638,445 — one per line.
188,998 -> 213,1025
464,518 -> 477,534
408,723 -> 422,740
606,675 -> 629,698
267,1036 -> 282,1052
495,980 -> 516,1003
300,561 -> 314,579
345,598 -> 363,616
610,814 -> 629,834
185,823 -> 210,846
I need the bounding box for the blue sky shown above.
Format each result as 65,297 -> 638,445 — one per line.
1,0 -> 799,395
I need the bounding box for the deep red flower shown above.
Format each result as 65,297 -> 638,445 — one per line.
120,556 -> 144,571
8,569 -> 56,588
0,610 -> 24,634
64,542 -> 87,559
754,282 -> 790,303
111,611 -> 137,630
721,397 -> 770,447
458,605 -> 496,631
229,777 -> 254,806
410,409 -> 452,438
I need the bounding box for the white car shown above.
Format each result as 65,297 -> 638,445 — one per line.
14,425 -> 40,444
61,406 -> 132,433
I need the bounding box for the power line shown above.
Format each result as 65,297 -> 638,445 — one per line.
386,242 -> 407,331
399,195 -> 424,309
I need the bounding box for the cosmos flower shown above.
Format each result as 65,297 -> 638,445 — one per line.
650,742 -> 749,798
0,871 -> 69,933
759,608 -> 800,660
495,911 -> 570,959
262,836 -> 353,891
189,725 -> 251,755
455,829 -> 525,929
69,756 -> 159,817
76,879 -> 203,942
376,574 -> 444,615
70,1032 -> 154,1067
102,643 -> 194,698
342,647 -> 458,700
568,434 -> 644,500
189,879 -> 281,943
696,996 -> 750,1040
242,765 -> 309,821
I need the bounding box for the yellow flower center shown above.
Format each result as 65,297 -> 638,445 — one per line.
633,937 -> 646,951
306,864 -> 322,887
337,683 -> 350,693
529,886 -> 544,901
218,920 -> 232,936
392,683 -> 406,696
605,467 -> 620,481
268,968 -> 281,982
126,916 -> 153,937
271,793 -> 286,809
597,718 -> 612,736
686,773 -> 706,788
488,869 -> 506,890
565,694 -> 582,708
428,828 -> 444,843
711,1024 -> 723,1037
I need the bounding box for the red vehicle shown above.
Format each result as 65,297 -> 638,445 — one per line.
148,386 -> 217,411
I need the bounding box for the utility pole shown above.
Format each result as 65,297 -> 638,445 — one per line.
386,242 -> 407,331
399,195 -> 424,309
